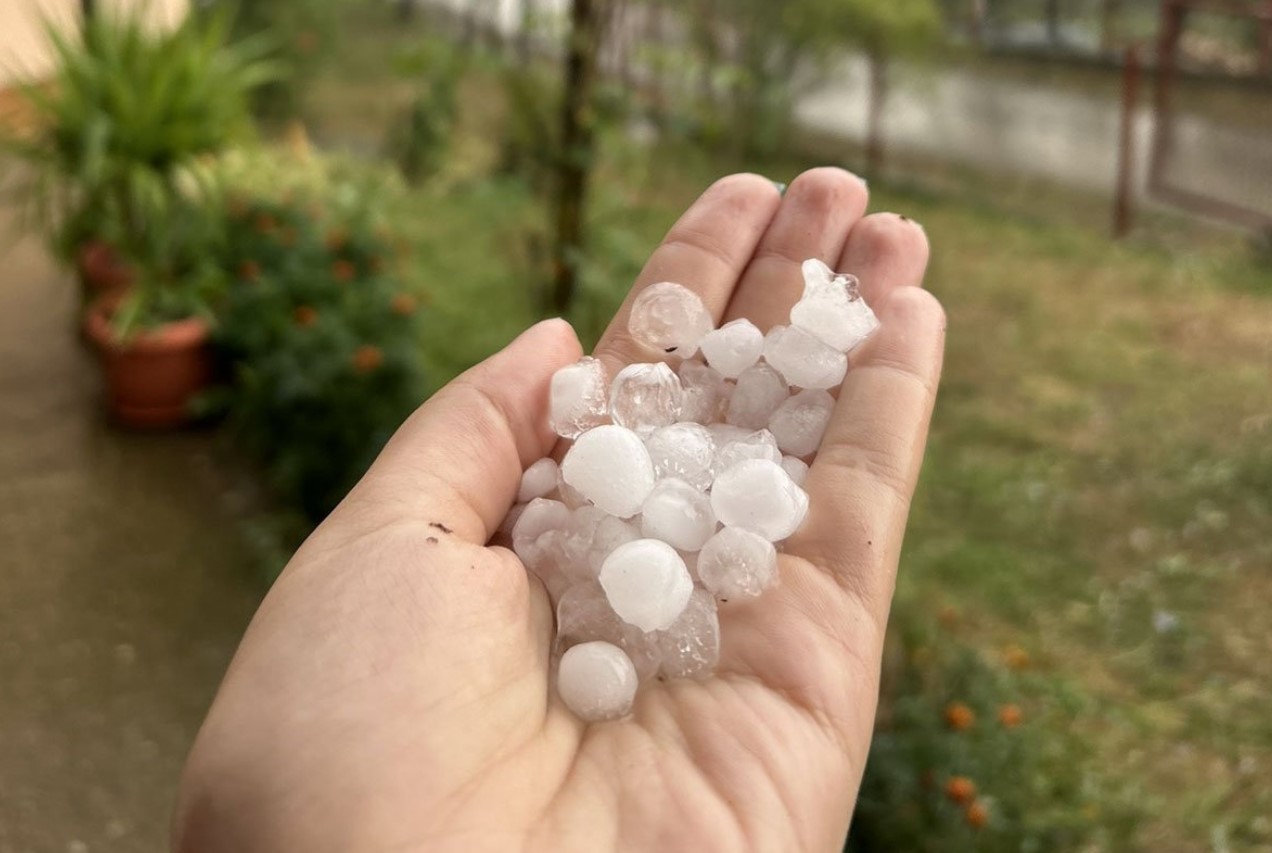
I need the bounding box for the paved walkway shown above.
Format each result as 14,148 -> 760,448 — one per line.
0,218 -> 262,852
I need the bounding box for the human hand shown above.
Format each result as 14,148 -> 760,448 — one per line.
173,168 -> 943,852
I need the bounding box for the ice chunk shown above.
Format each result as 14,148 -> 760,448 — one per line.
710,459 -> 809,541
560,425 -> 655,518
657,589 -> 719,679
628,282 -> 714,357
609,362 -> 683,434
768,389 -> 834,457
763,324 -> 847,390
586,514 -> 641,573
699,319 -> 763,379
780,455 -> 809,487
791,259 -> 879,352
550,357 -> 609,439
677,360 -> 729,424
556,581 -> 661,680
518,457 -> 559,502
641,478 -> 717,552
713,428 -> 782,473
599,539 -> 693,632
726,363 -> 788,429
511,498 -> 572,569
645,422 -> 715,490
697,526 -> 778,599
557,641 -> 638,722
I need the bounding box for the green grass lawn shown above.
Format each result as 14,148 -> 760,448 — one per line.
297,9 -> 1272,848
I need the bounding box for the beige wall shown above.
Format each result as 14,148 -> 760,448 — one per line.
0,0 -> 189,87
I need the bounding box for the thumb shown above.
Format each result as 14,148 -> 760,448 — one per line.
347,318 -> 583,544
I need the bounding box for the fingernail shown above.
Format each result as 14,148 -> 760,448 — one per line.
771,181 -> 787,196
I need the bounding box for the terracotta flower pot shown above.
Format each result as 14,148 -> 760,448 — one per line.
75,240 -> 136,295
84,297 -> 214,428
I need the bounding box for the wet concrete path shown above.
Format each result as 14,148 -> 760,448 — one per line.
0,218 -> 261,853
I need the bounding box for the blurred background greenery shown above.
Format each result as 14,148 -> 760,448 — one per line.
0,0 -> 1269,850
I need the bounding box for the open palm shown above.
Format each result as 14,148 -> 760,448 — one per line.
174,169 -> 944,852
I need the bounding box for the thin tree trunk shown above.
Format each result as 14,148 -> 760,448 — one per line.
518,0 -> 538,65
1044,0 -> 1062,48
1100,0 -> 1120,53
550,0 -> 605,314
864,49 -> 888,176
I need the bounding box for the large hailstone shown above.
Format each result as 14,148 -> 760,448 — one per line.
640,478 -> 716,552
697,526 -> 778,599
790,258 -> 879,353
645,422 -> 716,490
763,325 -> 847,390
628,281 -> 714,357
677,360 -> 729,424
710,459 -> 809,541
726,362 -> 788,429
767,389 -> 834,457
657,589 -> 720,679
699,319 -> 763,379
713,428 -> 781,473
599,539 -> 694,632
557,641 -> 639,722
609,362 -> 683,434
550,357 -> 609,439
560,425 -> 655,518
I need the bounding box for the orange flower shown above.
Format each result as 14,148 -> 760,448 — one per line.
965,800 -> 989,829
332,259 -> 356,282
324,228 -> 348,251
944,776 -> 976,805
254,213 -> 277,235
1002,645 -> 1031,670
390,293 -> 417,316
294,305 -> 318,328
238,260 -> 260,282
353,344 -> 384,373
944,702 -> 975,732
998,704 -> 1023,728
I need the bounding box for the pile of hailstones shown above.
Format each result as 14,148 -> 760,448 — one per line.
501,259 -> 878,722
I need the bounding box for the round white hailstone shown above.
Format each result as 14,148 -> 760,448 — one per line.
677,360 -> 729,424
550,357 -> 609,439
697,526 -> 779,599
512,498 -> 572,565
645,422 -> 716,490
628,282 -> 714,357
710,459 -> 809,541
780,455 -> 810,487
713,428 -> 782,473
657,589 -> 720,679
518,457 -> 560,502
707,422 -> 752,448
763,324 -> 847,390
699,318 -> 763,379
768,389 -> 835,457
641,478 -> 717,552
556,581 -> 662,680
791,259 -> 880,353
599,539 -> 694,632
586,514 -> 641,573
561,425 -> 655,518
726,362 -> 789,429
609,362 -> 683,434
557,505 -> 606,567
557,641 -> 639,722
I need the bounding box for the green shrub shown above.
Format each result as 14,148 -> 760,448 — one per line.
848,614 -> 1142,852
210,152 -> 425,523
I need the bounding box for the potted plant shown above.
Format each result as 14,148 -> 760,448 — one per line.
2,9 -> 277,426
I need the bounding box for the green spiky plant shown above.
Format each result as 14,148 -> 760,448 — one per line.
1,6 -> 280,332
